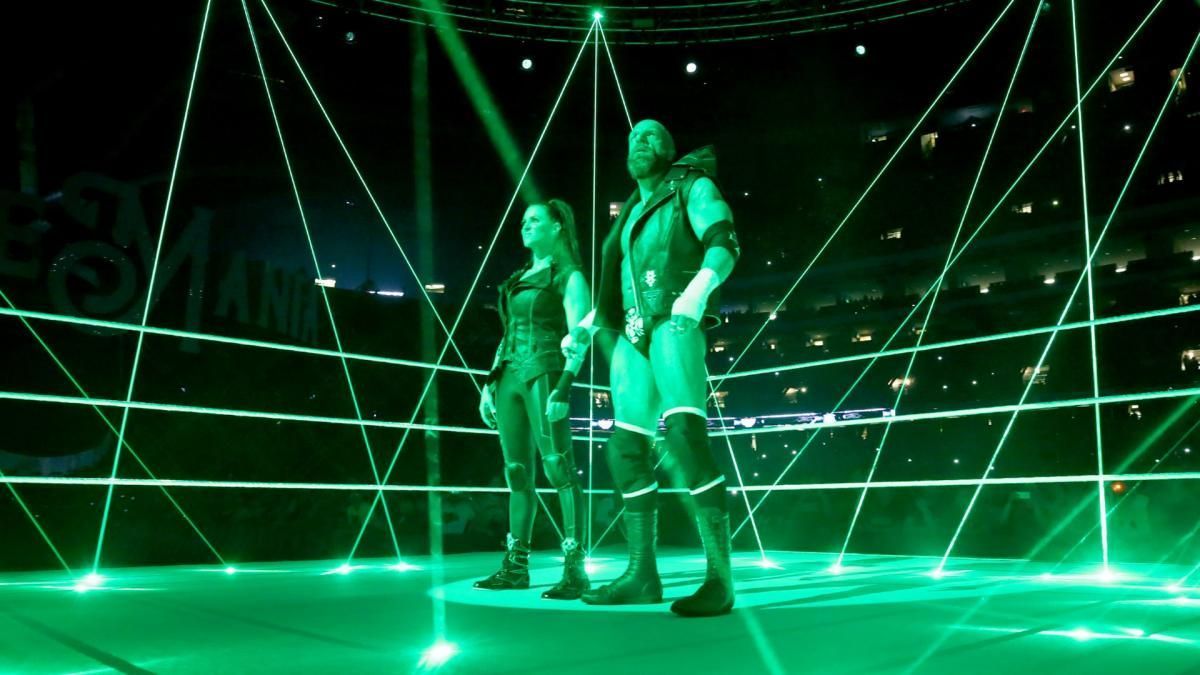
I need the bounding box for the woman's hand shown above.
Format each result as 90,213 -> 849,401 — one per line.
546,391 -> 569,422
479,386 -> 498,429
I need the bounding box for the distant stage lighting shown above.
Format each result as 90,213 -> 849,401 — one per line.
686,62 -> 698,74
855,44 -> 867,56
521,58 -> 533,70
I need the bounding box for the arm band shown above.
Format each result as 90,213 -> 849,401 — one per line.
551,371 -> 575,401
551,350 -> 586,400
700,219 -> 740,260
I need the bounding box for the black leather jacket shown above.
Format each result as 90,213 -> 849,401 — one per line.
595,146 -> 726,332
491,261 -> 576,384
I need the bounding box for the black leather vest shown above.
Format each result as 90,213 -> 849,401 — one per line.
596,146 -> 723,331
496,261 -> 574,384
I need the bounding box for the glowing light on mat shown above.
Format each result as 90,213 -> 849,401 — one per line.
323,564 -> 363,576
390,562 -> 420,572
225,566 -> 237,576
73,573 -> 105,593
419,640 -> 458,669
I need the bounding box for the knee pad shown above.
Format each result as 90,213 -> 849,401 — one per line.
504,462 -> 531,492
541,452 -> 575,489
606,427 -> 655,496
663,411 -> 720,488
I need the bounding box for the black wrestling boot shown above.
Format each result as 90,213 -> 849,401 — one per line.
581,510 -> 663,605
670,508 -> 734,617
474,534 -> 530,590
542,538 -> 591,600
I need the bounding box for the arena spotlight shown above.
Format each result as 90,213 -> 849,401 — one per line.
855,44 -> 867,56
686,62 -> 698,74
521,58 -> 533,70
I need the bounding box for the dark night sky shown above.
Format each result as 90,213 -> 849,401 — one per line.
11,0 -> 1199,295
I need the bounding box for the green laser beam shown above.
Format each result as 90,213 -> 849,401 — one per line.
1052,411 -> 1200,570
92,0 -> 215,576
713,0 -> 1017,394
4,470 -> 1200,493
722,0 -> 1168,389
597,21 -> 633,128
1176,557 -> 1200,588
719,303 -> 1200,382
417,0 -> 542,202
711,381 -> 770,561
1027,394 -> 1200,562
259,3 -> 589,561
342,21 -> 598,562
729,0 -> 1169,539
0,306 -> 608,393
242,0 -> 403,562
6,385 -> 1199,442
320,0 -> 966,46
589,453 -> 668,553
1069,0 -> 1110,573
936,27 -> 1200,572
4,301 -> 1194,391
835,0 -> 1044,569
0,466 -> 72,574
587,22 -> 600,555
387,0 -> 948,36
536,491 -> 565,542
0,289 -> 226,566
259,0 -> 479,388
718,386 -> 1200,439
600,11 -> 771,559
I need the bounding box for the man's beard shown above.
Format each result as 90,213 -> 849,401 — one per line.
627,149 -> 670,180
